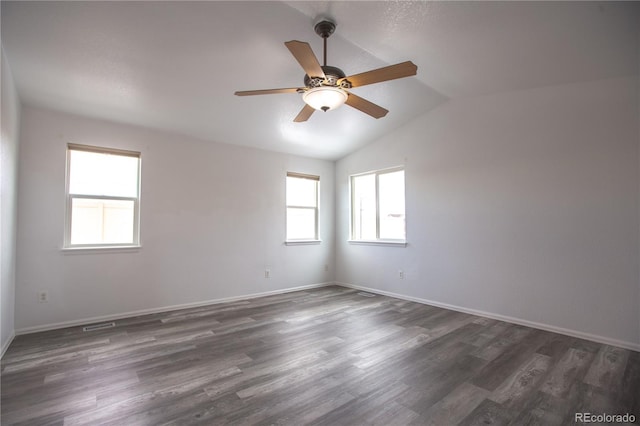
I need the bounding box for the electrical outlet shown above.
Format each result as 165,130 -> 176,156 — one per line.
38,291 -> 49,303
398,270 -> 405,280
264,269 -> 271,278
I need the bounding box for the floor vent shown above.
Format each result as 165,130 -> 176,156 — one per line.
83,322 -> 115,332
357,292 -> 376,298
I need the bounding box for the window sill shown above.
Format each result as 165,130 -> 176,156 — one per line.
285,240 -> 322,246
348,240 -> 407,247
62,245 -> 142,254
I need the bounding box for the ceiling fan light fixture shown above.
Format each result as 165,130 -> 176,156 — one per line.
302,86 -> 348,112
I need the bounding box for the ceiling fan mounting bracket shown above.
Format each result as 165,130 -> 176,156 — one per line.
314,20 -> 336,39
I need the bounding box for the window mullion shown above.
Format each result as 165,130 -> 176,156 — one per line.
286,205 -> 316,210
65,194 -> 72,247
69,194 -> 138,202
132,199 -> 139,245
100,200 -> 105,242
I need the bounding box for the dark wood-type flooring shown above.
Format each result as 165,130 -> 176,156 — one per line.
1,286 -> 638,425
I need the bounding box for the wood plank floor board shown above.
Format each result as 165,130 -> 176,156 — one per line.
1,355 -> 92,394
2,369 -> 139,412
137,349 -> 252,379
66,367 -> 242,425
399,352 -> 489,415
223,364 -> 363,425
560,380 -> 629,425
1,286 -> 637,425
113,389 -> 216,426
357,396 -> 420,425
583,344 -> 630,395
509,390 -> 571,426
1,393 -> 97,426
621,351 -> 640,419
462,321 -> 511,349
539,347 -> 594,399
3,337 -> 112,364
391,324 -> 487,382
470,329 -> 553,391
470,324 -> 533,362
245,335 -> 345,367
488,353 -> 552,412
353,328 -> 431,370
457,398 -> 515,426
570,336 -> 603,354
535,334 -> 575,361
124,320 -> 221,343
412,382 -> 490,426
308,379 -> 413,426
178,393 -> 246,425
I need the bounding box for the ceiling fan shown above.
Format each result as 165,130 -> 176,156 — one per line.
234,19 -> 418,122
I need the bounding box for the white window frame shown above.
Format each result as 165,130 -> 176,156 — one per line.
350,166 -> 406,246
64,143 -> 141,249
285,172 -> 321,245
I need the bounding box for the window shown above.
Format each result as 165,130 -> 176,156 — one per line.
351,167 -> 405,243
65,144 -> 141,248
286,172 -> 319,242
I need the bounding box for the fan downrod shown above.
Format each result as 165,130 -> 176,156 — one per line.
314,20 -> 335,67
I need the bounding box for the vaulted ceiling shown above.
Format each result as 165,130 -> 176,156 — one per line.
2,1 -> 638,160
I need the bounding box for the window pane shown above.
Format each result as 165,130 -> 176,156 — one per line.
352,174 -> 376,240
286,176 -> 317,207
379,170 -> 405,240
70,198 -> 135,245
287,207 -> 316,240
69,150 -> 139,197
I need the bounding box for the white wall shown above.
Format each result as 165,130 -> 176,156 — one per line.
1,47 -> 21,355
15,106 -> 334,331
9,71 -> 640,350
336,76 -> 640,348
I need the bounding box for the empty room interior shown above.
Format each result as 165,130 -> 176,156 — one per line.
1,1 -> 639,425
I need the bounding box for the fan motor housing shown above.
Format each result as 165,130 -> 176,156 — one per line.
304,65 -> 351,88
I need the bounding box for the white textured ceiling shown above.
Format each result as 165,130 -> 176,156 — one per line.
2,1 -> 638,160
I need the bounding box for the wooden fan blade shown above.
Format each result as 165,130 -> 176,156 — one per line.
294,104 -> 315,122
285,41 -> 325,79
345,92 -> 388,119
235,88 -> 300,96
341,61 -> 417,88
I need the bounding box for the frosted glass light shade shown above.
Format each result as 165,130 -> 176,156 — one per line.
302,87 -> 348,111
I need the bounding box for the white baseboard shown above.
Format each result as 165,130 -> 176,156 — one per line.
336,282 -> 640,352
15,282 -> 334,336
1,330 -> 16,358
15,281 -> 639,352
